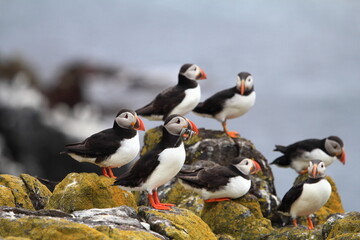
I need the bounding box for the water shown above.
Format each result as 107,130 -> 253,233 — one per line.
1,0 -> 360,211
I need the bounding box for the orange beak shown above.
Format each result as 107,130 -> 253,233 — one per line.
133,116 -> 145,131
339,149 -> 346,164
250,160 -> 261,174
197,68 -> 207,80
311,164 -> 318,178
240,79 -> 245,95
186,119 -> 199,135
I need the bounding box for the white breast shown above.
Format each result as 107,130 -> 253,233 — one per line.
194,176 -> 251,200
169,85 -> 201,116
69,132 -> 140,168
290,179 -> 331,218
215,91 -> 256,122
142,142 -> 186,193
291,149 -> 337,172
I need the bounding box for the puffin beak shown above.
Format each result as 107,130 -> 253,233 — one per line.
132,116 -> 145,131
240,79 -> 245,95
311,164 -> 318,178
197,68 -> 207,80
186,119 -> 199,135
339,149 -> 346,164
250,160 -> 261,174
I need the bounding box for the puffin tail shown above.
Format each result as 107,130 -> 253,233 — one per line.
270,156 -> 288,166
274,145 -> 287,153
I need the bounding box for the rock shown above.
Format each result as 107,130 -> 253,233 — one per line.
0,185 -> 15,208
45,172 -> 137,213
0,174 -> 34,210
266,226 -> 323,240
140,127 -> 279,219
322,212 -> 360,239
19,174 -> 52,210
200,197 -> 273,240
139,206 -> 217,240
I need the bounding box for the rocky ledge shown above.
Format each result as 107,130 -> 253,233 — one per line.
0,128 -> 359,240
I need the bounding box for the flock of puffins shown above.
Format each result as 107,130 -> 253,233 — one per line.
61,63 -> 346,230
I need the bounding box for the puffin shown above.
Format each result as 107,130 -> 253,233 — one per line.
271,136 -> 346,174
193,72 -> 255,138
61,109 -> 145,178
136,63 -> 207,121
277,160 -> 331,229
178,158 -> 261,202
113,114 -> 199,210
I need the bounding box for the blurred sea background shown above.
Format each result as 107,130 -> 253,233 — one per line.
0,1 -> 359,211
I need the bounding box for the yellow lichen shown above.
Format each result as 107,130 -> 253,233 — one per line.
95,226 -> 161,240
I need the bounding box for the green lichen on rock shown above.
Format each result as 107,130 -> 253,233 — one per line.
95,225 -> 161,240
45,172 -> 137,213
139,206 -> 217,240
201,199 -> 273,240
0,216 -> 108,240
323,212 -> 360,239
19,174 -> 52,210
140,126 -> 163,156
266,225 -> 323,240
0,174 -> 34,210
164,180 -> 204,216
0,185 -> 16,207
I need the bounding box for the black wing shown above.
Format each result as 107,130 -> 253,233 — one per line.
136,85 -> 186,119
193,87 -> 236,116
64,129 -> 120,159
277,182 -> 304,213
179,165 -> 237,191
113,148 -> 162,188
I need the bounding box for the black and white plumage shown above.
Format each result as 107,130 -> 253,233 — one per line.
271,136 -> 346,173
278,160 -> 331,229
61,109 -> 145,178
178,158 -> 261,202
136,63 -> 207,121
193,72 -> 255,138
113,114 -> 199,210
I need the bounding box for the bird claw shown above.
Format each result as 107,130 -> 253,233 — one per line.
226,131 -> 240,138
205,198 -> 231,203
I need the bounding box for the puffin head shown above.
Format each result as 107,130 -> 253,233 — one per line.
236,72 -> 254,95
164,114 -> 198,140
233,157 -> 261,175
179,63 -> 207,81
308,160 -> 326,178
324,136 -> 346,164
115,109 -> 145,131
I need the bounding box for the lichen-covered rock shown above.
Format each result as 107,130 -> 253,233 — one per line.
322,212 -> 360,239
19,174 -> 52,210
0,216 -> 108,240
139,206 -> 217,240
0,185 -> 16,208
95,226 -> 164,240
0,174 -> 34,210
45,172 -> 137,213
141,127 -> 279,218
266,225 -> 322,240
200,198 -> 273,240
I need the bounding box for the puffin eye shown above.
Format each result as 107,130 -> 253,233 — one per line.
125,114 -> 128,118
176,118 -> 181,124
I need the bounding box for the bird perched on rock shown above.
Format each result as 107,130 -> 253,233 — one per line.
271,136 -> 346,174
61,109 -> 145,178
277,160 -> 331,229
136,63 -> 207,121
178,157 -> 261,202
193,72 -> 255,138
113,114 -> 198,210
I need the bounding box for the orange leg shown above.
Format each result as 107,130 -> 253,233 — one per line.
153,190 -> 175,207
107,167 -> 117,179
101,167 -> 110,177
292,218 -> 298,227
307,216 -> 314,230
204,197 -> 231,203
222,121 -> 239,138
148,194 -> 171,210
